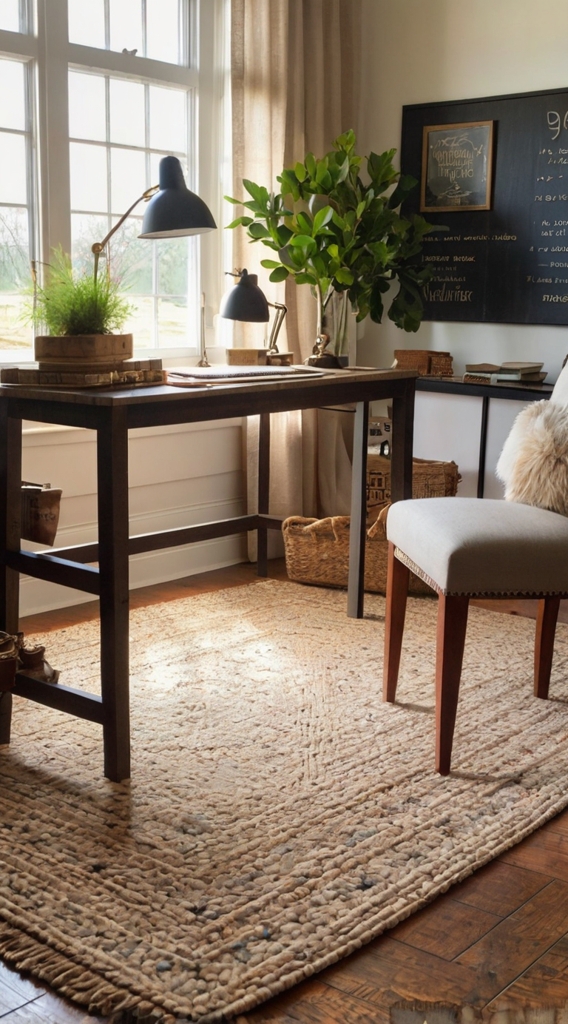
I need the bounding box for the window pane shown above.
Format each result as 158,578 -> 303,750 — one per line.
146,0 -> 180,64
157,295 -> 187,343
109,79 -> 145,147
0,134 -> 27,204
70,142 -> 108,212
110,148 -> 146,215
69,72 -> 106,142
0,61 -> 25,131
0,1 -> 19,32
68,0 -> 105,48
113,218 -> 152,293
71,212 -> 111,276
0,207 -> 32,350
110,0 -> 143,55
149,86 -> 186,153
157,237 -> 188,295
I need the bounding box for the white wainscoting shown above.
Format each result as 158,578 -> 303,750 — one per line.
19,419 -> 247,616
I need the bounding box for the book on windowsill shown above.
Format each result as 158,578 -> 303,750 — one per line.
463,361 -> 546,384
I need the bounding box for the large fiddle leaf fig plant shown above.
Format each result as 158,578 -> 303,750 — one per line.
226,130 -> 434,354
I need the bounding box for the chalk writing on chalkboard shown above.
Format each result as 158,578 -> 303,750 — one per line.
421,121 -> 494,212
401,88 -> 568,325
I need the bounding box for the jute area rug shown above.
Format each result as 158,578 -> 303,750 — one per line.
2,580 -> 568,1023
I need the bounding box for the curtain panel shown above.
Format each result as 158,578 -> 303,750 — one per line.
230,0 -> 362,549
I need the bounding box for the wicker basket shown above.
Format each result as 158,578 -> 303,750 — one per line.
282,506 -> 434,595
367,455 -> 460,520
283,456 -> 460,595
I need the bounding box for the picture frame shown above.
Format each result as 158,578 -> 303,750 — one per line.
420,120 -> 494,212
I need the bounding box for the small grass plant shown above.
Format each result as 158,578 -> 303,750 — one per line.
28,247 -> 132,336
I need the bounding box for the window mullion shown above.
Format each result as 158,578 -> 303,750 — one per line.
36,0 -> 71,263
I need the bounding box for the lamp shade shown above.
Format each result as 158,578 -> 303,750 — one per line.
219,269 -> 269,322
139,156 -> 216,238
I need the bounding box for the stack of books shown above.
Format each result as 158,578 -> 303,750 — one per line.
463,362 -> 546,384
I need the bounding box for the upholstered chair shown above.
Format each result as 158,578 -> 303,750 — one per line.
382,363 -> 568,775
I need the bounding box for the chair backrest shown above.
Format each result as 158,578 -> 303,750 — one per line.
551,358 -> 568,407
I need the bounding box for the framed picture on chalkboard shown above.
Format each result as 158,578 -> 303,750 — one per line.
420,120 -> 494,212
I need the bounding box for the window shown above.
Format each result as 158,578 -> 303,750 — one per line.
0,0 -> 228,359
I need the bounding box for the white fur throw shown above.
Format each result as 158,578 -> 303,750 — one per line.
496,399 -> 568,515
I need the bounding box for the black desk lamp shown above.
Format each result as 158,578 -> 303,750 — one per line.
220,269 -> 287,353
91,155 -> 216,280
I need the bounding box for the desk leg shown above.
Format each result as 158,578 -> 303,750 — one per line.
97,408 -> 131,782
257,412 -> 270,577
390,380 -> 415,502
0,410 -> 21,744
347,401 -> 369,619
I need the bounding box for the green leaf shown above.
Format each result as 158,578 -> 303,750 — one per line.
335,154 -> 350,184
225,216 -> 252,229
248,223 -> 269,239
290,234 -> 315,248
276,225 -> 293,246
294,271 -> 317,286
295,212 -> 313,234
242,179 -> 269,206
269,266 -> 290,283
335,267 -> 354,285
335,129 -> 356,153
260,259 -> 283,269
312,205 -> 333,233
294,162 -> 307,182
305,153 -> 317,178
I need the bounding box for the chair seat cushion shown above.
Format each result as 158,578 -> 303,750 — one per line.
386,497 -> 568,596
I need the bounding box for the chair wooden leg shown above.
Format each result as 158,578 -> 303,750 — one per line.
534,596 -> 560,699
383,542 -> 410,703
435,594 -> 469,775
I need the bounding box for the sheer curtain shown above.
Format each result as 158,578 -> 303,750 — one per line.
230,0 -> 362,551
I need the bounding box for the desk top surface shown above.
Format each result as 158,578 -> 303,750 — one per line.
0,366 -> 418,429
0,366 -> 416,407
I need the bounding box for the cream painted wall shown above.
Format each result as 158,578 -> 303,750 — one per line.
358,0 -> 568,380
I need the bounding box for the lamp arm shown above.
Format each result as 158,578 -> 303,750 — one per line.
267,301 -> 287,352
91,184 -> 158,280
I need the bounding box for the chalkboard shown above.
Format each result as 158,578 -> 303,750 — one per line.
400,87 -> 568,325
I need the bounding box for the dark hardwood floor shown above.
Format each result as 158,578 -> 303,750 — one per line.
1,563 -> 568,1022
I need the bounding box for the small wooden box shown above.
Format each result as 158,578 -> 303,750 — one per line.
226,348 -> 268,365
394,349 -> 453,376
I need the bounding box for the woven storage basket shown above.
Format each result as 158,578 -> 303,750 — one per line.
367,454 -> 459,519
282,505 -> 434,595
283,456 -> 460,595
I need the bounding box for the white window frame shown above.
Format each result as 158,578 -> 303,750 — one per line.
0,0 -> 229,363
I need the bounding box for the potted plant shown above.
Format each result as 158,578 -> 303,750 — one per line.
226,130 -> 434,362
28,246 -> 134,369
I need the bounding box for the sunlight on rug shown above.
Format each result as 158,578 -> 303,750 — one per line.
1,580 -> 568,1022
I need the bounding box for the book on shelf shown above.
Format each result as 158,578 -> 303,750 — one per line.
463,361 -> 546,384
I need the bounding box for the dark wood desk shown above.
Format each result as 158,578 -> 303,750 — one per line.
0,367 -> 416,781
416,376 -> 553,497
